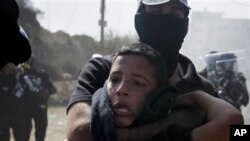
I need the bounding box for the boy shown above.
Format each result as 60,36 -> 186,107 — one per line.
91,43 -> 204,141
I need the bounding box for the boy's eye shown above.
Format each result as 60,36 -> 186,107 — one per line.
133,80 -> 146,88
110,76 -> 120,84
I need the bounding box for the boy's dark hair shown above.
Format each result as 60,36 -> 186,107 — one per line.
112,43 -> 168,86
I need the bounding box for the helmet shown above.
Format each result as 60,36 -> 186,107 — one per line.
0,0 -> 31,68
141,0 -> 190,9
216,53 -> 237,73
218,53 -> 237,61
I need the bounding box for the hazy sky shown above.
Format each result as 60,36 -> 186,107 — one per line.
30,0 -> 249,40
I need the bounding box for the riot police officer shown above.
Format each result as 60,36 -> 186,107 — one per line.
203,52 -> 249,111
0,63 -> 17,141
216,53 -> 249,111
19,58 -> 56,141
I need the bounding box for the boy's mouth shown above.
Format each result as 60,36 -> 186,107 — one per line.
113,104 -> 132,117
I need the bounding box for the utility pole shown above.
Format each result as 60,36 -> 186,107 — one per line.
99,0 -> 106,48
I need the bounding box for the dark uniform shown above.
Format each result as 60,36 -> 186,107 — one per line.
217,70 -> 249,111
20,68 -> 56,141
0,69 -> 16,141
11,68 -> 32,141
0,66 -> 31,141
201,53 -> 249,111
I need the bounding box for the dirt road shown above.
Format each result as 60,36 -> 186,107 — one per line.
10,106 -> 67,141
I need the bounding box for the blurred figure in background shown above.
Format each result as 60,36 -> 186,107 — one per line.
0,0 -> 31,69
19,57 -> 57,141
0,63 -> 32,141
0,63 -> 17,141
0,63 -> 28,141
201,52 -> 249,111
216,53 -> 249,111
11,63 -> 31,141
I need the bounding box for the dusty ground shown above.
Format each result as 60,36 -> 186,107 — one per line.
45,106 -> 68,141
10,106 -> 67,141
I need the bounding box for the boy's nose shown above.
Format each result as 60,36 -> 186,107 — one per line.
116,82 -> 129,96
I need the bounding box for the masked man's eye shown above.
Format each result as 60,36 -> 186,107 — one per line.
169,11 -> 184,18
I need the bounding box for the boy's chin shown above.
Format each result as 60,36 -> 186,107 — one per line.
115,118 -> 133,128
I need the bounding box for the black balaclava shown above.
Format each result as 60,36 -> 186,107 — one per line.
134,3 -> 189,76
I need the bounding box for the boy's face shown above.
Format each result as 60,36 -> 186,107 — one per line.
107,55 -> 157,127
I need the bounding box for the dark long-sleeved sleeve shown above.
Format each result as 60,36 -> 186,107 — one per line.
67,56 -> 112,113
